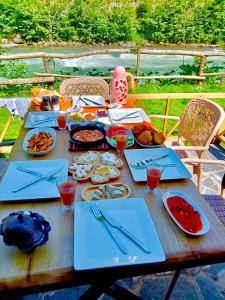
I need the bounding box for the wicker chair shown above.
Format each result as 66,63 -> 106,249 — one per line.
149,98 -> 225,191
60,77 -> 110,100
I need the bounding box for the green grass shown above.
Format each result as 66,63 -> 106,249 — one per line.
1,82 -> 225,148
0,108 -> 22,141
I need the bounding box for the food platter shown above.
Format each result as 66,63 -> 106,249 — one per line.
81,182 -> 131,201
162,191 -> 209,236
132,124 -> 165,148
105,125 -> 134,148
69,124 -> 106,147
23,127 -> 56,155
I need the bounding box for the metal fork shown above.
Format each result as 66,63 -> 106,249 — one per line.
131,163 -> 175,170
91,203 -> 128,254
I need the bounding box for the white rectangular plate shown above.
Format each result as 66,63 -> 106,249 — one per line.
24,111 -> 58,128
72,95 -> 105,107
0,159 -> 68,201
74,198 -> 165,270
23,127 -> 56,156
124,148 -> 192,182
162,191 -> 209,236
109,108 -> 150,124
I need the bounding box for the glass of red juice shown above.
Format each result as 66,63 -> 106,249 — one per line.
115,130 -> 127,155
57,177 -> 77,213
57,112 -> 67,134
146,165 -> 163,193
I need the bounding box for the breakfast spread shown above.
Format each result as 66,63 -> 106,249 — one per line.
27,131 -> 53,152
81,183 -> 130,201
73,129 -> 104,142
132,123 -> 165,146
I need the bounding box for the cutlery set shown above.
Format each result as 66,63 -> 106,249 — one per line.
30,116 -> 55,126
78,96 -> 101,106
112,110 -> 140,122
13,166 -> 63,192
91,202 -> 150,254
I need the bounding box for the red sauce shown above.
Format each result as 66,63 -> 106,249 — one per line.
167,196 -> 203,233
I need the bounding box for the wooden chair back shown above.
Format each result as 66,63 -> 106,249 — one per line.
179,98 -> 225,146
60,77 -> 110,100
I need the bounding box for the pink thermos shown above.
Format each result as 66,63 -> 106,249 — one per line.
110,66 -> 134,105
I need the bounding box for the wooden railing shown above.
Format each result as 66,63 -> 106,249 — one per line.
0,48 -> 225,85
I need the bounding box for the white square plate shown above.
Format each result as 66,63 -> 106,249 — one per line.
108,108 -> 150,124
72,95 -> 105,107
0,159 -> 68,201
124,148 -> 192,182
24,111 -> 58,128
74,198 -> 165,270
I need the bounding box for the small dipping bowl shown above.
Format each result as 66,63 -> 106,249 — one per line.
83,112 -> 97,122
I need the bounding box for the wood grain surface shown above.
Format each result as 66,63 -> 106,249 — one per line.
1,123 -> 225,294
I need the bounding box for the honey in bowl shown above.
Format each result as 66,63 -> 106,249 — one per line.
83,113 -> 96,121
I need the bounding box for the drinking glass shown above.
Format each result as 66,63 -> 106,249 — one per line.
57,176 -> 77,214
146,165 -> 164,194
115,130 -> 127,155
57,111 -> 67,134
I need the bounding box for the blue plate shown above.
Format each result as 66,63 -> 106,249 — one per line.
124,148 -> 192,182
24,111 -> 59,128
74,198 -> 165,270
0,159 -> 68,201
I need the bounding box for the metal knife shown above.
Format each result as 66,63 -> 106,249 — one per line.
16,166 -> 57,180
13,166 -> 64,192
99,208 -> 151,253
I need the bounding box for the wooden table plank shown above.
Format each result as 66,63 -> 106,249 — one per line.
1,125 -> 225,294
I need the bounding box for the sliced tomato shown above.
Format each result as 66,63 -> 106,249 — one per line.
167,196 -> 203,233
106,126 -> 127,138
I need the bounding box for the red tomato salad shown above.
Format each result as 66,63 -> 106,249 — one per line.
167,196 -> 203,233
106,126 -> 127,138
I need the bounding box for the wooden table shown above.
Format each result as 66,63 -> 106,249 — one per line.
1,125 -> 225,298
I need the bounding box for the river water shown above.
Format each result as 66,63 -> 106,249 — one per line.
6,46 -> 225,76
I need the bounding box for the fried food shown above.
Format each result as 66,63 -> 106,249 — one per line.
153,132 -> 166,145
132,124 -> 146,135
137,130 -> 153,145
27,132 -> 53,152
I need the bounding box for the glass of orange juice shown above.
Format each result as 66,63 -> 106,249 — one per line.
115,130 -> 127,155
57,177 -> 77,213
146,165 -> 164,194
57,112 -> 67,134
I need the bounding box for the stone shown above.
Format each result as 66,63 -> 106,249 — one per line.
208,263 -> 225,281
13,35 -> 23,44
196,275 -> 225,300
170,275 -> 200,300
140,276 -> 171,300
